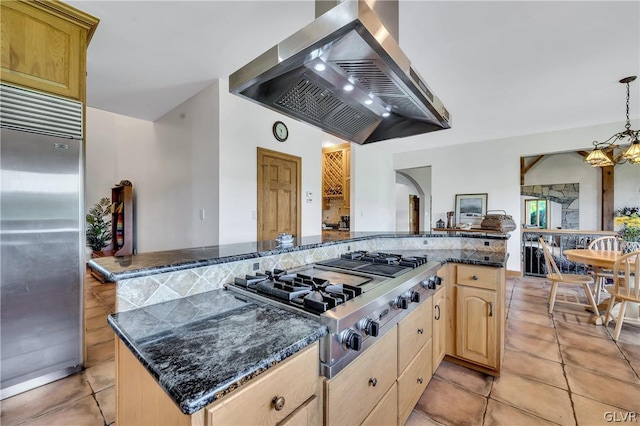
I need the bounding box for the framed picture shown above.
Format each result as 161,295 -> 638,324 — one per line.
455,193 -> 488,227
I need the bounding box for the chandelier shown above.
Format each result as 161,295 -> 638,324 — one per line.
585,76 -> 640,167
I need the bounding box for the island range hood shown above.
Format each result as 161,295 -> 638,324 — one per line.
229,0 -> 451,145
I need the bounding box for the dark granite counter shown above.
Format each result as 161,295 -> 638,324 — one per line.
395,249 -> 508,268
108,289 -> 327,414
89,231 -> 509,282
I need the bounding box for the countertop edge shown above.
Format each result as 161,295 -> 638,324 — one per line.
89,232 -> 510,281
108,310 -> 328,415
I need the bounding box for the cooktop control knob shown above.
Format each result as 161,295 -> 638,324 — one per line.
359,317 -> 379,337
340,329 -> 362,351
410,291 -> 420,303
422,277 -> 436,290
434,276 -> 443,286
394,296 -> 409,310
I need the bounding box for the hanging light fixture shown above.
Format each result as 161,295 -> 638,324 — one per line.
585,76 -> 640,167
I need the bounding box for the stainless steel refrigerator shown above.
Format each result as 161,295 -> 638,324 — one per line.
1,83 -> 84,399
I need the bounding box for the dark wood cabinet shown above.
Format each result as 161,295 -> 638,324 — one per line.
106,184 -> 134,256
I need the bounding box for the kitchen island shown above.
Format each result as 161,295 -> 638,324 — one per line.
100,232 -> 508,425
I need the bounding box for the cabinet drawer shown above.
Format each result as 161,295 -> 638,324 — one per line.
361,382 -> 397,426
325,327 -> 397,426
398,339 -> 433,426
398,299 -> 432,374
457,265 -> 498,290
206,342 -> 319,426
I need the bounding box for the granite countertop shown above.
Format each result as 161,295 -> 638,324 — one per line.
108,289 -> 328,415
89,231 -> 510,282
398,249 -> 509,268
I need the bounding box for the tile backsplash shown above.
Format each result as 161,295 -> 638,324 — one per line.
115,237 -> 506,312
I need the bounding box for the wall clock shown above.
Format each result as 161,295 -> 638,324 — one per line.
272,121 -> 288,142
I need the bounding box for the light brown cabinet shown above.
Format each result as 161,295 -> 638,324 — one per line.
448,264 -> 505,375
397,339 -> 432,425
431,285 -> 447,372
396,299 -> 433,426
324,327 -> 397,426
116,340 -> 322,426
456,285 -> 498,368
204,342 -> 321,426
0,0 -> 98,101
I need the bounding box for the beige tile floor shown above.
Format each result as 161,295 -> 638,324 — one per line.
2,275 -> 639,425
408,276 -> 640,426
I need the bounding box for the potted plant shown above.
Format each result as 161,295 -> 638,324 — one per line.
615,206 -> 640,253
86,197 -> 113,256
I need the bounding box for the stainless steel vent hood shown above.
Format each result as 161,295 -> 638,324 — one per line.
229,0 -> 451,144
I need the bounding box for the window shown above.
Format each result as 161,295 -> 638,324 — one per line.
525,199 -> 548,228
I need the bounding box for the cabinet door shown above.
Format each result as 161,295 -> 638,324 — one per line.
456,286 -> 498,368
1,1 -> 84,99
432,286 -> 446,372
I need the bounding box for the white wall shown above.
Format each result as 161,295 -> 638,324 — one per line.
86,84 -> 220,253
351,143 -> 396,231
395,176 -> 413,232
394,119 -> 640,272
217,79 -> 325,244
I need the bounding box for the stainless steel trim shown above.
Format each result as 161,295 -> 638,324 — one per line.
0,366 -> 82,400
229,0 -> 450,144
0,83 -> 83,139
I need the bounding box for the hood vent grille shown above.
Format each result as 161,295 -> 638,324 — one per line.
276,77 -> 342,122
229,0 -> 450,144
276,76 -> 378,138
333,60 -> 404,96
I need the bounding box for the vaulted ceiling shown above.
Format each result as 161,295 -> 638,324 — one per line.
68,1 -> 640,153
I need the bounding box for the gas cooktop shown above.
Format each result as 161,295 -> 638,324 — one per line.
228,265 -> 388,316
315,251 -> 429,277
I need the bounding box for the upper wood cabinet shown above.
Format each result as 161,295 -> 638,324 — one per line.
1,0 -> 99,101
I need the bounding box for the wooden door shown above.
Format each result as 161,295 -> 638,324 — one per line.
409,195 -> 419,233
257,148 -> 301,241
456,286 -> 497,368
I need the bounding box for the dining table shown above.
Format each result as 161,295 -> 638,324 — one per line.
564,248 -> 639,325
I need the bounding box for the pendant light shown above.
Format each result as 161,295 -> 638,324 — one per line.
585,76 -> 640,167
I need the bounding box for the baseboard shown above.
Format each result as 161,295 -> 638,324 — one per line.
506,269 -> 522,278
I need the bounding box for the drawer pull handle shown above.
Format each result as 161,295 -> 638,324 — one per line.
489,302 -> 494,317
417,378 -> 424,384
472,275 -> 479,280
434,305 -> 441,320
272,396 -> 286,411
369,378 -> 378,387
417,328 -> 424,334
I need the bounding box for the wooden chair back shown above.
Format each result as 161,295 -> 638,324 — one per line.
612,251 -> 640,301
588,236 -> 621,251
539,238 -> 563,280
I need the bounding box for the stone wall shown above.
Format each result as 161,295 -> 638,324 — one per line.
521,183 -> 579,229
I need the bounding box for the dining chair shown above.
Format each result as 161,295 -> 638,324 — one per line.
588,236 -> 622,304
539,238 -> 600,315
603,250 -> 640,341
